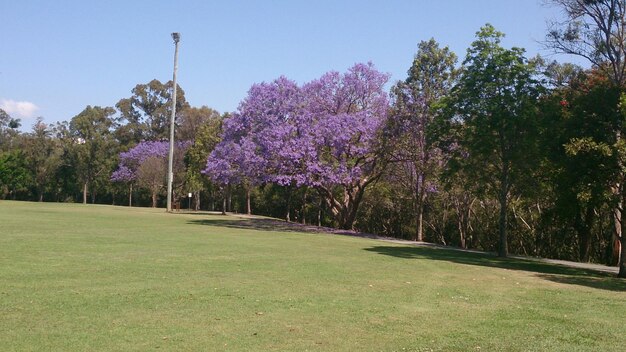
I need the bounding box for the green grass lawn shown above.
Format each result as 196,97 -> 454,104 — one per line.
1,201 -> 624,351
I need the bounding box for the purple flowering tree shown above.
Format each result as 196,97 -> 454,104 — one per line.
205,63 -> 390,229
111,140 -> 191,207
302,63 -> 390,229
204,77 -> 307,215
110,164 -> 136,206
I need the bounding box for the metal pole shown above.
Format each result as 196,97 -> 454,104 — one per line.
166,32 -> 180,212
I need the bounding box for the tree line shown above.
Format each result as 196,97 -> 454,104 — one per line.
1,1 -> 625,276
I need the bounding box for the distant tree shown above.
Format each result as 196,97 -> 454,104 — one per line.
68,106 -> 118,204
24,118 -> 60,202
204,77 -> 304,217
185,111 -> 223,210
115,79 -> 190,143
536,70 -> 618,262
110,163 -> 135,206
177,106 -> 221,141
111,140 -> 190,207
112,141 -> 165,206
388,39 -> 457,241
545,0 -> 626,276
450,24 -> 543,257
0,150 -> 32,199
54,122 -> 81,202
205,63 -> 390,229
0,108 -> 21,151
543,61 -> 586,88
545,0 -> 626,86
301,63 -> 391,229
136,156 -> 166,208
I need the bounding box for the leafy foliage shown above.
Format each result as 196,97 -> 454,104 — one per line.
449,24 -> 544,256
0,150 -> 32,199
115,79 -> 190,143
386,38 -> 457,241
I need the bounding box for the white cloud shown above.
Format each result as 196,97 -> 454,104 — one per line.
0,99 -> 39,119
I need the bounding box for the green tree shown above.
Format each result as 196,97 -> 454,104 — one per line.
54,121 -> 81,202
137,156 -> 166,208
546,0 -> 626,86
116,79 -> 190,143
546,0 -> 626,276
68,106 -> 118,204
388,38 -> 457,241
450,24 -> 543,257
184,110 -> 223,210
0,108 -> 21,152
537,70 -> 618,262
0,150 -> 32,199
24,118 -> 60,202
177,106 -> 221,142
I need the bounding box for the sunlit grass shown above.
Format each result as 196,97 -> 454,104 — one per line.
1,201 -> 624,351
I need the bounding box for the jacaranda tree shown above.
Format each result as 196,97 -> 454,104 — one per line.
303,63 -> 390,229
205,63 -> 390,229
112,140 -> 191,207
204,76 -> 304,215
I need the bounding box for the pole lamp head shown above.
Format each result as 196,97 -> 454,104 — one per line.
171,32 -> 180,43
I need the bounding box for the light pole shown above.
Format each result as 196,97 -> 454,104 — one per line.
166,32 -> 180,213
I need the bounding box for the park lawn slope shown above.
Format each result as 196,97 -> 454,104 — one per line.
0,201 -> 625,351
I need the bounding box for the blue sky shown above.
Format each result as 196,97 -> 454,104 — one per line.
1,1 -> 581,129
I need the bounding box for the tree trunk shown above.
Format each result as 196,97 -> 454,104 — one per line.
457,202 -> 467,249
222,196 -> 226,215
609,235 -> 620,266
129,184 -> 133,207
338,186 -> 366,230
578,231 -> 592,263
341,208 -> 357,230
246,187 -> 251,215
227,186 -> 232,212
317,184 -> 366,231
415,174 -> 426,242
498,169 -> 509,257
195,190 -> 201,211
285,187 -> 292,222
151,192 -> 157,208
415,192 -> 425,242
301,188 -> 307,225
617,234 -> 626,278
318,197 -> 323,227
38,191 -> 43,202
576,206 -> 594,262
459,224 -> 466,249
83,182 -> 88,205
617,190 -> 626,278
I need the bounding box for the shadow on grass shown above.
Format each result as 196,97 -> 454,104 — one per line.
187,218 -> 381,238
364,246 -> 626,292
187,216 -> 625,292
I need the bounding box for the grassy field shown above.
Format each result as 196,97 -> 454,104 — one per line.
1,201 -> 625,351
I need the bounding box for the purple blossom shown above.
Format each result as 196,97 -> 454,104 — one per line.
205,62 -> 389,189
111,140 -> 191,183
204,62 -> 390,229
110,165 -> 135,183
